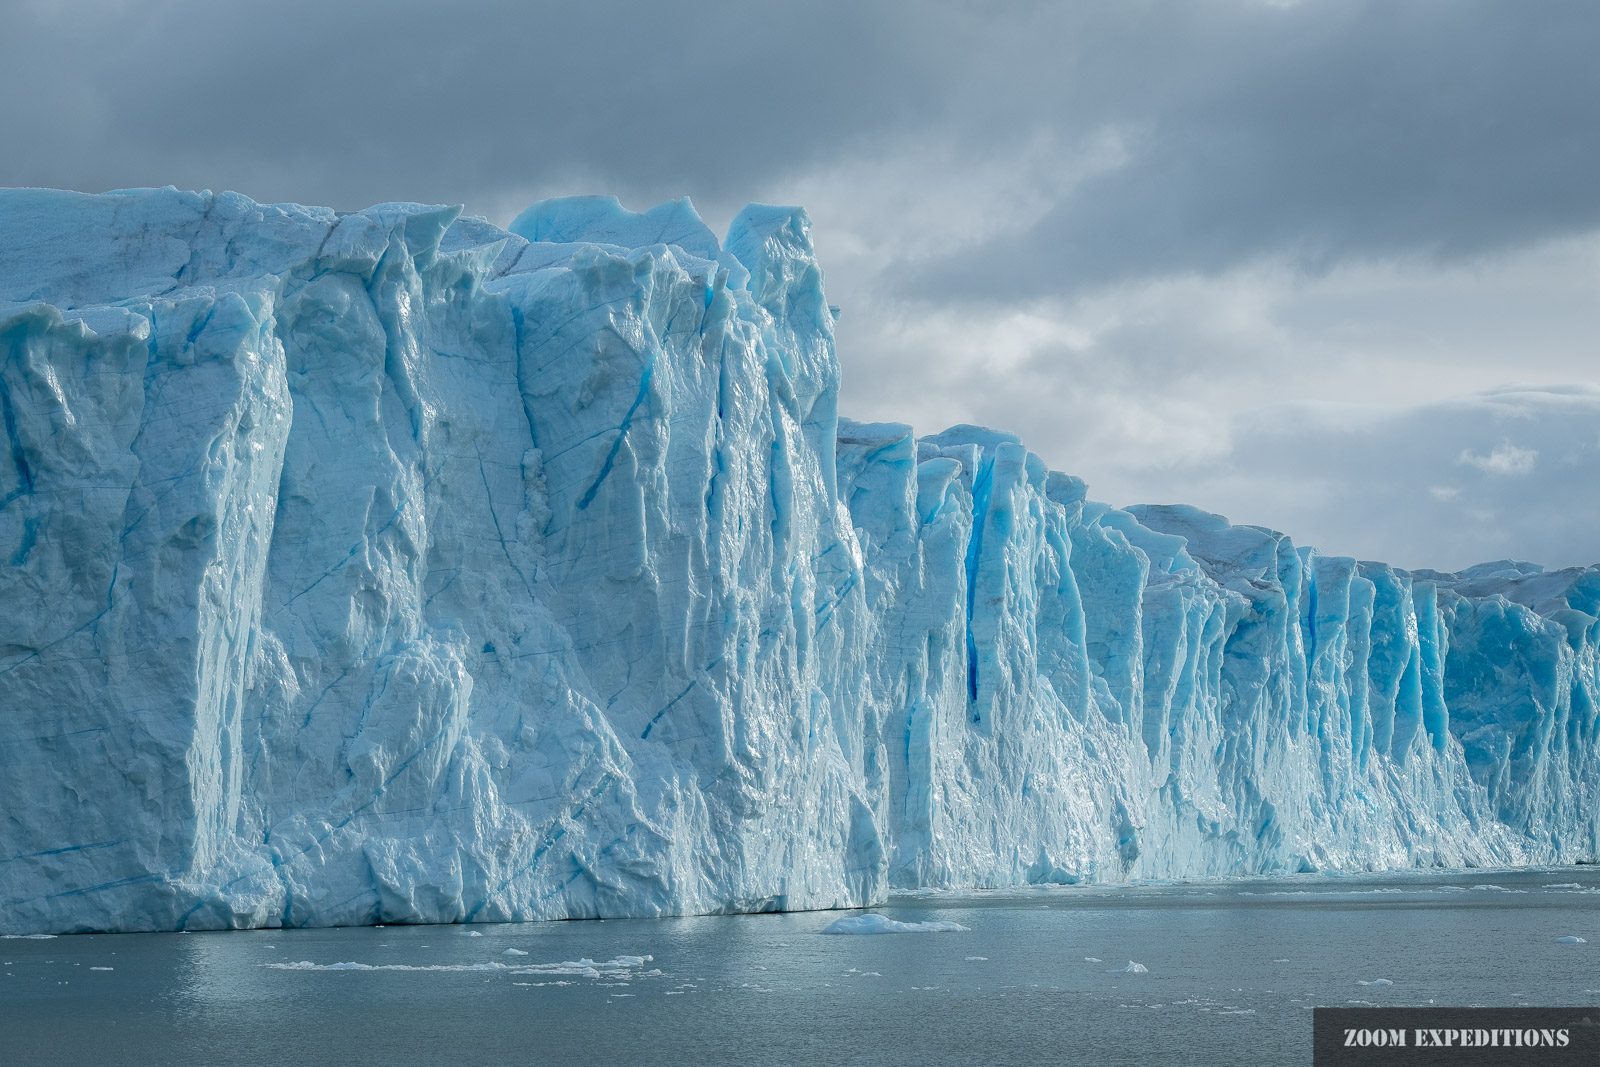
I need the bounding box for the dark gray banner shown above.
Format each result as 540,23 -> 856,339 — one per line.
1315,1008 -> 1600,1066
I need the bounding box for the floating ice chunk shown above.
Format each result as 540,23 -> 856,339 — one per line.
1546,884 -> 1583,889
89,966 -> 113,971
821,915 -> 969,935
965,956 -> 988,961
1,934 -> 56,939
503,948 -> 529,956
1556,936 -> 1587,944
1357,979 -> 1394,986
1107,961 -> 1148,974
460,930 -> 483,937
1085,957 -> 1103,963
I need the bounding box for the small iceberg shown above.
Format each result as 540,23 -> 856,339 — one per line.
822,915 -> 969,935
1085,957 -> 1103,963
460,930 -> 483,937
1357,979 -> 1394,986
1556,936 -> 1587,944
1107,961 -> 1148,974
502,948 -> 529,956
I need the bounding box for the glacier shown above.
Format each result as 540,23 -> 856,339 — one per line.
0,187 -> 1596,935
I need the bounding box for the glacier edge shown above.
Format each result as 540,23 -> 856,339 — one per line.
0,187 -> 1595,934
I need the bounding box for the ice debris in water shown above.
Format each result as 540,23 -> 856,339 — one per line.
1108,961 -> 1148,974
1556,936 -> 1587,944
2,186 -> 1599,936
266,954 -> 653,975
822,915 -> 969,935
1085,957 -> 1104,963
503,948 -> 529,956
1357,979 -> 1394,986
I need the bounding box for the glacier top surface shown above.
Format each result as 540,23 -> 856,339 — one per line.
0,187 -> 779,316
508,195 -> 719,258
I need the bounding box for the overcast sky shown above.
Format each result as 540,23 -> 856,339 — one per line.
5,0 -> 1597,570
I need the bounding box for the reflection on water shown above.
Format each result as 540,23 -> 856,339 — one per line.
4,868 -> 1597,1066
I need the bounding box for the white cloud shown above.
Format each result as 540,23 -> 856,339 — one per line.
1118,387 -> 1600,570
813,220 -> 1600,569
736,125 -> 1139,286
1458,443 -> 1538,475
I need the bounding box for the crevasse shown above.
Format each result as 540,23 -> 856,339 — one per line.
0,189 -> 1595,934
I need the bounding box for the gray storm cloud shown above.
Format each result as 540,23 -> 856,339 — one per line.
2,0 -> 1596,568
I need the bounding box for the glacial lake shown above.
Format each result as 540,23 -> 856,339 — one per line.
4,868 -> 1596,1066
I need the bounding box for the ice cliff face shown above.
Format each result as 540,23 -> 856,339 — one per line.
1,189 -> 1596,934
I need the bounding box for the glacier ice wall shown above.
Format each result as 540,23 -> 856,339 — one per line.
1,188 -> 1596,934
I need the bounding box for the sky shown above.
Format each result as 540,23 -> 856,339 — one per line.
3,0 -> 1597,570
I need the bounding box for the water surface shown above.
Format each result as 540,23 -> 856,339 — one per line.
4,868 -> 1596,1065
